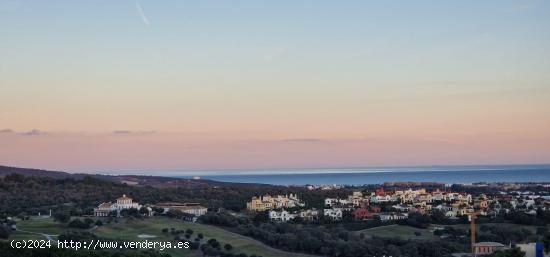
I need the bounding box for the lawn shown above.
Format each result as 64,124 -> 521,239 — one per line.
12,216 -> 66,241
94,217 -> 315,257
16,216 -> 65,235
6,216 -> 314,257
357,224 -> 439,240
357,222 -> 546,242
7,230 -> 45,240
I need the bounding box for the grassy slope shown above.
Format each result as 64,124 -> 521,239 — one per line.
96,217 -> 314,257
8,231 -> 45,240
357,224 -> 439,240
358,223 -> 544,241
16,217 -> 66,235
6,216 -> 314,257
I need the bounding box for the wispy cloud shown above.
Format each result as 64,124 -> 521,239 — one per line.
0,129 -> 14,133
20,129 -> 44,136
281,138 -> 326,143
113,130 -> 156,135
135,2 -> 150,27
113,130 -> 132,134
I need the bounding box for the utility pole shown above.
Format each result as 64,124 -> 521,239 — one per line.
469,212 -> 479,257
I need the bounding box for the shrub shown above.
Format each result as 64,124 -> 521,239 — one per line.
0,225 -> 10,239
224,243 -> 233,251
68,219 -> 90,229
53,212 -> 70,223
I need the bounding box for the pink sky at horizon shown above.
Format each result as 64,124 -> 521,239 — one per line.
1,129 -> 549,173
1,1 -> 550,172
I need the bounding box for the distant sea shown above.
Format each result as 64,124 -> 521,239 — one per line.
170,164 -> 550,186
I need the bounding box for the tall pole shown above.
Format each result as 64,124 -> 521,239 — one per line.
470,213 -> 477,256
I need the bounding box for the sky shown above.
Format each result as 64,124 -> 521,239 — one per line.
1,0 -> 550,173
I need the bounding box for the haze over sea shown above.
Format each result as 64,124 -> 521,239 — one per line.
165,165 -> 550,186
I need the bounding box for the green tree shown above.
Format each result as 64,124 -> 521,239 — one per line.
0,225 -> 10,239
68,219 -> 90,229
487,247 -> 525,257
53,212 -> 70,223
224,243 -> 233,251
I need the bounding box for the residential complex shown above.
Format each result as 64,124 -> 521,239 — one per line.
246,194 -> 304,211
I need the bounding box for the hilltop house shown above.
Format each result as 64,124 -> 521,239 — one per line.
94,194 -> 142,217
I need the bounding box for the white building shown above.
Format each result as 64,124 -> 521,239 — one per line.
154,202 -> 208,217
378,213 -> 408,222
434,204 -> 453,212
392,204 -> 410,212
370,195 -> 393,203
325,198 -> 350,207
269,210 -> 297,222
94,194 -> 142,217
324,208 -> 343,220
299,209 -> 319,221
269,208 -> 319,222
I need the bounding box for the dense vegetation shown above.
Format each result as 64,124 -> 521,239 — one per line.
2,174 -> 549,257
237,222 -> 464,257
0,241 -> 171,257
0,174 -> 353,216
486,247 -> 526,257
198,212 -> 466,257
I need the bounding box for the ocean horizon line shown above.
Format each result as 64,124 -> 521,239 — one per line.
91,163 -> 550,177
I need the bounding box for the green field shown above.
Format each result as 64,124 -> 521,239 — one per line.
16,216 -> 65,235
7,230 -> 45,240
5,217 -> 546,257
4,216 -> 315,257
357,224 -> 439,240
95,217 -> 315,257
357,223 -> 544,241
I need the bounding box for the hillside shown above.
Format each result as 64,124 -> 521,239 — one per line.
0,165 -> 274,189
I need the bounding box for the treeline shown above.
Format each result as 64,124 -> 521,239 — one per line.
478,225 -> 535,244
0,174 -> 347,215
237,222 -> 463,257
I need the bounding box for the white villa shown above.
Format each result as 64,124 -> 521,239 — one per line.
269,209 -> 297,222
379,213 -> 408,221
94,194 -> 142,217
269,208 -> 320,222
325,192 -> 367,207
324,208 -> 344,220
153,202 -> 208,217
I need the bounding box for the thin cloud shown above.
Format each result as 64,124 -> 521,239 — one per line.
281,138 -> 326,143
20,129 -> 44,136
135,2 -> 150,27
113,130 -> 156,135
113,130 -> 132,134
